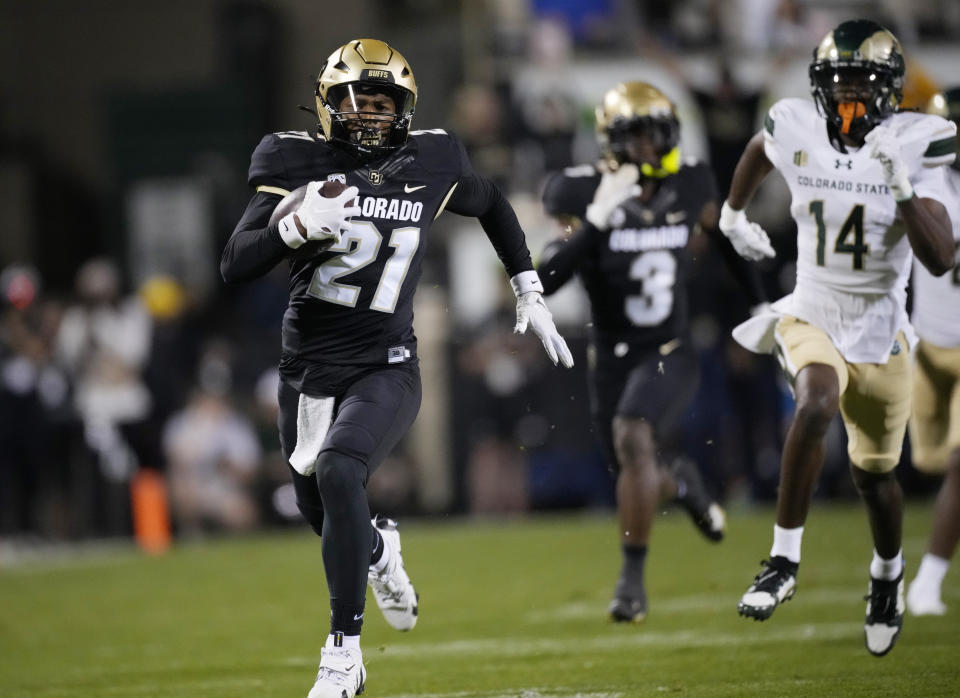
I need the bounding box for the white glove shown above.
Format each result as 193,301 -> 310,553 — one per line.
865,125 -> 914,202
718,201 -> 776,261
510,271 -> 574,368
585,164 -> 641,230
279,182 -> 361,248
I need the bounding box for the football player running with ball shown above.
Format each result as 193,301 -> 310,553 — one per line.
722,20 -> 956,656
221,39 -> 572,698
905,87 -> 960,618
539,82 -> 767,623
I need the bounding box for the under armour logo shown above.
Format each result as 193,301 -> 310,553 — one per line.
835,158 -> 853,170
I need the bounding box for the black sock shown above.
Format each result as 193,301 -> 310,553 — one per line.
330,601 -> 365,636
370,528 -> 384,566
615,544 -> 648,600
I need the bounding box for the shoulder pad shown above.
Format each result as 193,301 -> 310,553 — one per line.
889,112 -> 958,169
248,132 -> 326,192
765,98 -> 816,138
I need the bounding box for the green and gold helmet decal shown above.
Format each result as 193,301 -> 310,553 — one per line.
809,20 -> 905,143
315,39 -> 418,160
813,20 -> 903,67
596,82 -> 680,178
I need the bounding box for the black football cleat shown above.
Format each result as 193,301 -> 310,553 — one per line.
671,457 -> 726,542
864,572 -> 905,657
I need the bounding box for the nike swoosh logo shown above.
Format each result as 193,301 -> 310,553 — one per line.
353,613 -> 364,620
404,184 -> 426,193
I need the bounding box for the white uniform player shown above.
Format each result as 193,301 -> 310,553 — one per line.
716,20 -> 957,657
905,87 -> 960,617
759,99 -> 954,364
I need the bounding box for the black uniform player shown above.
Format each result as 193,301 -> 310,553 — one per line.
539,82 -> 765,623
221,39 -> 572,698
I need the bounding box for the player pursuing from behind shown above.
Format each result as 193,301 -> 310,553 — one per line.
221,38 -> 572,698
905,87 -> 960,617
538,82 -> 767,623
721,20 -> 956,655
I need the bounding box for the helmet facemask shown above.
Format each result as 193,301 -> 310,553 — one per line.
604,115 -> 680,178
810,61 -> 902,143
321,81 -> 415,162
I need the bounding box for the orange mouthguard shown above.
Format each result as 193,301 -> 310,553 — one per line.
837,102 -> 867,134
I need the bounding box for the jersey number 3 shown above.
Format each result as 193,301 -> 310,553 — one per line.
307,221 -> 419,313
626,250 -> 676,326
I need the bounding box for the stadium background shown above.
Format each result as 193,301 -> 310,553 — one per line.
2,0 -> 959,544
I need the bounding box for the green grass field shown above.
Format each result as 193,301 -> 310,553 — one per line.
2,503 -> 958,697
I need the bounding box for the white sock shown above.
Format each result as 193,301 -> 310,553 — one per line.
325,633 -> 361,651
914,553 -> 949,588
870,548 -> 904,581
770,524 -> 803,563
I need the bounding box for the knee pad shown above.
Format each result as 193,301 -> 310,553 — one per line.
315,451 -> 368,503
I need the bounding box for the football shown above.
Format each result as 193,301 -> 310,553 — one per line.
268,179 -> 348,229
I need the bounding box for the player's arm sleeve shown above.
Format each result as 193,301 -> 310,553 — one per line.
220,135 -> 293,284
220,194 -> 291,283
444,138 -> 533,277
537,224 -> 593,295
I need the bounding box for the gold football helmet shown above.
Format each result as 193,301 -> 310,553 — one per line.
810,20 -> 904,142
596,82 -> 680,178
315,38 -> 418,160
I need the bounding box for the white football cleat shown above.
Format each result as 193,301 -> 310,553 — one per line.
307,646 -> 365,698
906,578 -> 947,616
368,516 -> 419,631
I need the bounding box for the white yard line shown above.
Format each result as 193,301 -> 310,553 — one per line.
282,620 -> 859,669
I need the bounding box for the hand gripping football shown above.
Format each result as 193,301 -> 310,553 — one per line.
268,179 -> 347,228
270,179 -> 360,249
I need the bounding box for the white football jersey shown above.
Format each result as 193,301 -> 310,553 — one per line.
763,98 -> 956,363
911,166 -> 960,348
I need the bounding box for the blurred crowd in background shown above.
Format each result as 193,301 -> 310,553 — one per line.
1,0 -> 958,544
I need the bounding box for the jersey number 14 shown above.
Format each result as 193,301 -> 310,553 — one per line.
809,200 -> 868,270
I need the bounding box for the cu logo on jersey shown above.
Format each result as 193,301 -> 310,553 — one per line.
369,170 -> 384,185
835,158 -> 853,170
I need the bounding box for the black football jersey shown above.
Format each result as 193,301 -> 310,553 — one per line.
540,162 -> 718,348
222,129 -> 534,394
